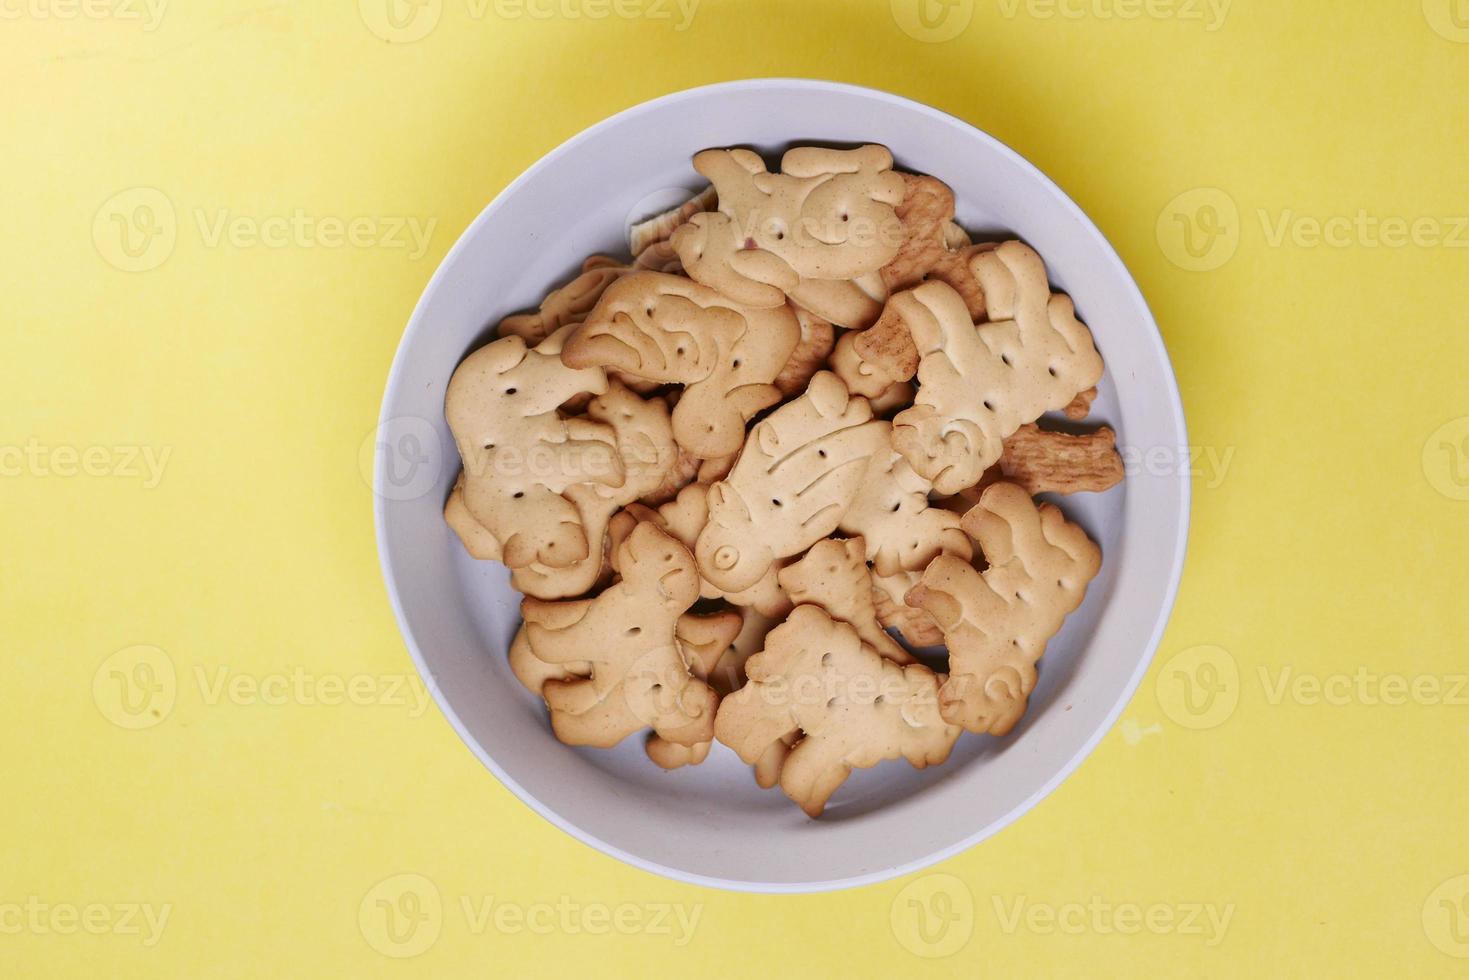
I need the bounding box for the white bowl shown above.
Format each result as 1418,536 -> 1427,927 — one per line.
374,79 -> 1189,893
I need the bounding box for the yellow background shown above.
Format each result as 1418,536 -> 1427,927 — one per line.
5,0 -> 1469,975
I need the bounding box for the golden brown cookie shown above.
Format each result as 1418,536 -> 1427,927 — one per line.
907,482 -> 1101,735
521,523 -> 719,749
695,371 -> 888,593
837,423 -> 973,577
444,326 -> 619,569
714,606 -> 960,817
629,186 -> 717,258
563,271 -> 799,457
891,245 -> 1104,494
499,255 -> 628,345
778,538 -> 914,664
671,145 -> 906,322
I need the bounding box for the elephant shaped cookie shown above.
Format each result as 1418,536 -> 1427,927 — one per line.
671,145 -> 906,326
444,325 -> 621,568
562,271 -> 799,457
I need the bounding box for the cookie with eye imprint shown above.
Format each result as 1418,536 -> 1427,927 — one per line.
509,381 -> 677,600
521,522 -> 719,749
714,605 -> 961,818
675,212 -> 889,328
644,606 -> 744,770
907,482 -> 1101,736
608,483 -> 794,618
827,174 -> 995,398
695,371 -> 889,594
836,422 -> 973,578
510,608 -> 739,698
445,325 -> 621,569
671,145 -> 906,320
777,537 -> 915,665
892,244 -> 1104,495
511,606 -> 741,776
562,271 -> 799,458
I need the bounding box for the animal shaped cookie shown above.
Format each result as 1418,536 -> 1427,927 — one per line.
965,422 -> 1124,497
906,482 -> 1101,735
777,538 -> 914,664
444,325 -> 620,568
644,607 -> 743,770
521,523 -> 719,749
498,255 -> 630,346
695,371 -> 889,593
562,271 -> 799,457
608,483 -> 793,618
891,244 -> 1104,494
509,381 -> 677,599
828,286 -> 937,398
512,606 -> 741,771
714,605 -> 961,817
879,173 -> 989,317
837,423 -> 973,577
671,145 -> 906,325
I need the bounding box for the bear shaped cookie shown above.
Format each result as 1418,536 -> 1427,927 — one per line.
714,605 -> 960,817
520,522 -> 720,749
906,482 -> 1101,735
777,537 -> 914,665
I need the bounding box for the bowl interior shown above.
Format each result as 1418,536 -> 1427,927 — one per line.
376,80 -> 1187,892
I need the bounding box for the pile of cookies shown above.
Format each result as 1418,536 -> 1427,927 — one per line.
443,145 -> 1123,817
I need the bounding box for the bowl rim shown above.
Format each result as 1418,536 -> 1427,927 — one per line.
374,77 -> 1191,894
